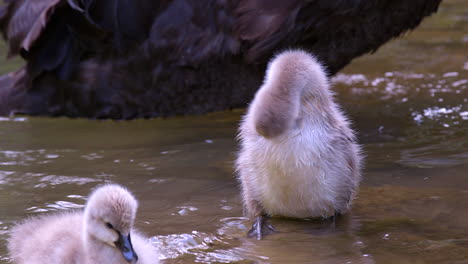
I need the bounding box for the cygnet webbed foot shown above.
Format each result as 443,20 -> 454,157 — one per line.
247,216 -> 275,240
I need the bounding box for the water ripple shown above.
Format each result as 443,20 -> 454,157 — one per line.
150,231 -> 217,260
26,200 -> 84,213
34,175 -> 101,188
0,117 -> 27,122
0,149 -> 75,166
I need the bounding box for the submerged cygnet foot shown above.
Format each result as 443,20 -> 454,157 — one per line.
247,216 -> 275,240
8,184 -> 159,264
236,49 -> 363,239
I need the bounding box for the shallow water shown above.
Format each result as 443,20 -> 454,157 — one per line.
0,0 -> 467,263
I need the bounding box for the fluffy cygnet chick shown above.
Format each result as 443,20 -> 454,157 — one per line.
8,184 -> 159,264
236,49 -> 363,239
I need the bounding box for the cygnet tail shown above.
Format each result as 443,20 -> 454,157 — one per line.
250,50 -> 329,138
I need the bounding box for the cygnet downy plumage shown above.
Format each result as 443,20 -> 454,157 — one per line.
8,184 -> 159,264
236,49 -> 363,239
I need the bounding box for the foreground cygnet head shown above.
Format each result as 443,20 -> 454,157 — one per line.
84,184 -> 139,263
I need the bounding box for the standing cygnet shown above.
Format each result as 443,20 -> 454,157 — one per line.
8,184 -> 159,264
236,49 -> 363,239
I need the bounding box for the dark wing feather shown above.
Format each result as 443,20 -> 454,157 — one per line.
0,5 -> 6,24
233,0 -> 442,73
234,0 -> 302,41
1,0 -> 161,79
82,0 -> 162,51
233,0 -> 302,63
26,12 -> 75,79
297,0 -> 442,74
1,0 -> 61,57
147,0 -> 240,65
21,0 -> 62,52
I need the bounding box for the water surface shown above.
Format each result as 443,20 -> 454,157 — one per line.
0,1 -> 467,263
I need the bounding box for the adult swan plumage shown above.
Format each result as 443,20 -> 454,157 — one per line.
0,0 -> 442,119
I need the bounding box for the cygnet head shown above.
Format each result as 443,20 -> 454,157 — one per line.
250,49 -> 331,138
83,184 -> 139,263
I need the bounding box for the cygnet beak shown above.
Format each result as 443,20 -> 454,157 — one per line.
115,233 -> 138,263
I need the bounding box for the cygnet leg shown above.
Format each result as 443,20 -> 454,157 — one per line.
327,212 -> 341,229
247,215 -> 275,240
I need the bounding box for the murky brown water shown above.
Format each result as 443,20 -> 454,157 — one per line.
0,0 -> 467,263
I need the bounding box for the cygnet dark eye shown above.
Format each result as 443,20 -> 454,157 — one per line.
106,222 -> 114,229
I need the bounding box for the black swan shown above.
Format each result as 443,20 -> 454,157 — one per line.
0,0 -> 442,119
